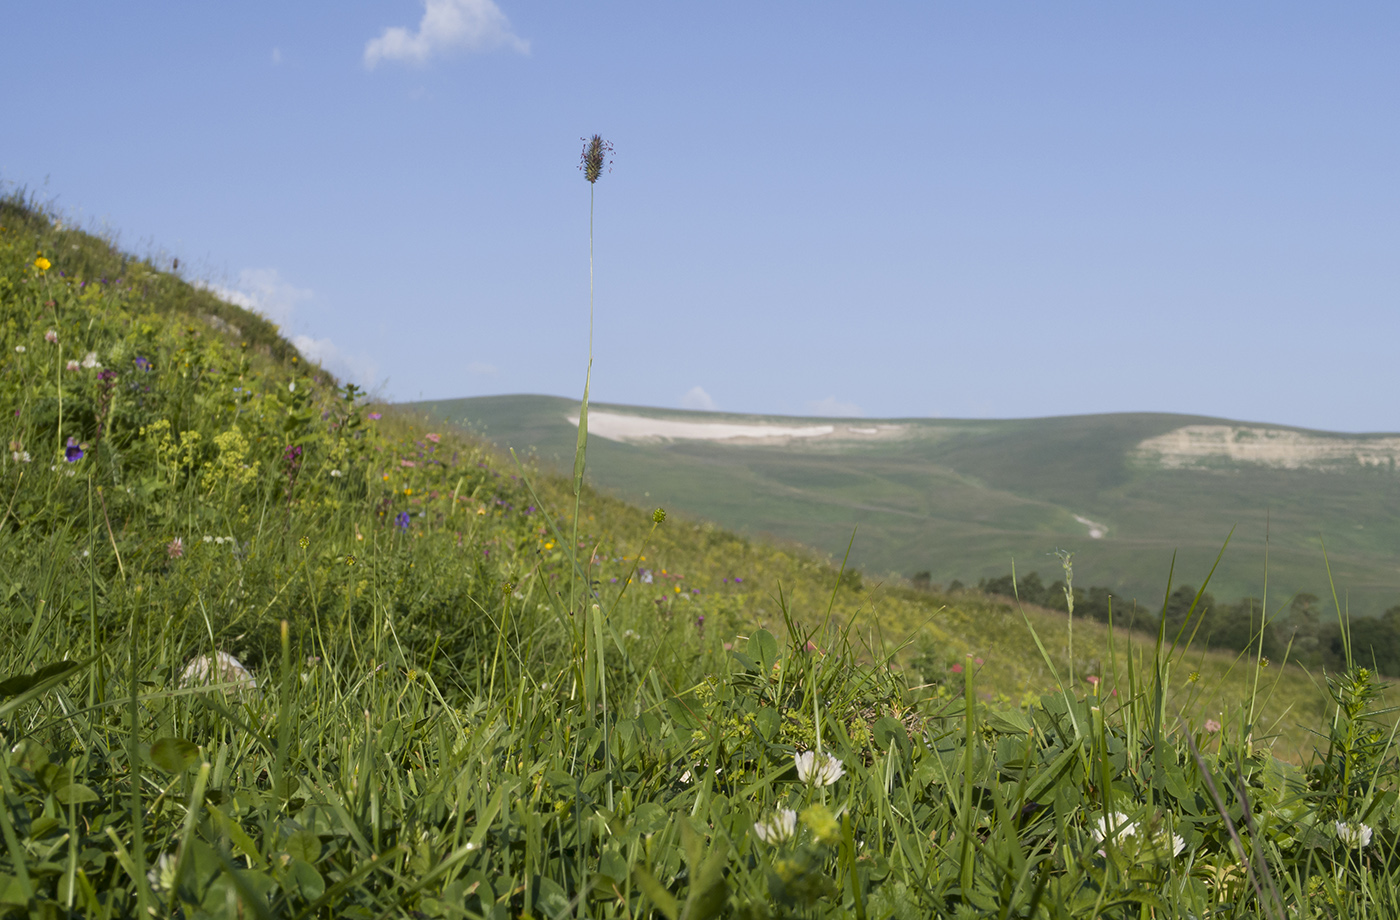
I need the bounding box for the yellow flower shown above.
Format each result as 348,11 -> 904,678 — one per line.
34,256 -> 51,271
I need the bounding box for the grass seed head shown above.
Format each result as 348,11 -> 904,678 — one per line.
580,134 -> 613,183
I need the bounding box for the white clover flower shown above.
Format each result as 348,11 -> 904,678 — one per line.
13,345 -> 25,354
753,809 -> 798,844
1336,821 -> 1373,849
794,750 -> 845,787
203,535 -> 213,543
81,351 -> 100,369
623,629 -> 640,640
1091,812 -> 1185,858
330,469 -> 343,477
1091,812 -> 1136,844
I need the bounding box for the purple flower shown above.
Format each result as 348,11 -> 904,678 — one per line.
395,511 -> 411,530
367,412 -> 382,421
134,356 -> 151,371
64,438 -> 83,463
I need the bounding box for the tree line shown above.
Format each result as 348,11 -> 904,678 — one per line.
927,570 -> 1400,678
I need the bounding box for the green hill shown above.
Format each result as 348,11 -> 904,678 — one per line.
5,190 -> 1397,918
408,394 -> 1400,616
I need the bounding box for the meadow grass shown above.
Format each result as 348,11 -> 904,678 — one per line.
2,191 -> 1400,919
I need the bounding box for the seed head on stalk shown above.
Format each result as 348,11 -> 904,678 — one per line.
580,135 -> 614,184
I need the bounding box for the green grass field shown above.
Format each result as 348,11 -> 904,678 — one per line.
408,394 -> 1400,616
4,189 -> 1400,918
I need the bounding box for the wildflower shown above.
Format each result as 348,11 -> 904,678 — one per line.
13,345 -> 24,354
395,511 -> 411,530
330,469 -> 343,477
794,750 -> 845,787
1091,812 -> 1185,857
1091,812 -> 1136,845
147,853 -> 177,895
167,537 -> 184,559
1205,719 -> 1222,733
34,256 -> 51,272
1086,675 -> 1100,686
44,329 -> 57,343
1188,671 -> 1201,683
180,650 -> 256,692
65,360 -> 80,371
11,450 -> 31,463
288,382 -> 296,392
652,507 -> 666,523
64,437 -> 83,462
298,536 -> 310,550
580,134 -> 615,183
1336,821 -> 1373,849
401,460 -> 415,468
81,351 -> 100,369
753,808 -> 798,844
425,432 -> 441,443
134,356 -> 151,371
203,535 -> 213,543
367,412 -> 381,420
623,629 -> 639,640
950,663 -> 963,674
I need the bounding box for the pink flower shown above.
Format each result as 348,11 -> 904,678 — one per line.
400,460 -> 416,468
367,412 -> 381,420
1205,719 -> 1221,733
65,360 -> 80,371
974,657 -> 984,666
44,329 -> 58,343
1086,675 -> 1100,685
167,537 -> 184,559
425,433 -> 441,443
950,664 -> 963,674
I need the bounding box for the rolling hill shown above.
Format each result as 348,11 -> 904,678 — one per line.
408,394 -> 1400,615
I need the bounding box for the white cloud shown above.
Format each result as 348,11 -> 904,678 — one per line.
808,397 -> 864,418
292,335 -> 379,388
680,386 -> 718,411
271,47 -> 282,65
467,362 -> 497,376
200,269 -> 375,387
201,268 -> 312,328
364,0 -> 528,69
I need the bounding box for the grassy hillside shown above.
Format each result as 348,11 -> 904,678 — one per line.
2,192 -> 1398,918
409,394 -> 1400,616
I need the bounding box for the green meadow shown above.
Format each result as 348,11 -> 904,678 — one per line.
410,394 -> 1400,617
3,188 -> 1400,919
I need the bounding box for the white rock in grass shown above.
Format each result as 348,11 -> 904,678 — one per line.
180,651 -> 256,692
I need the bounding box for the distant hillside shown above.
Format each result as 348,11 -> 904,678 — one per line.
407,394 -> 1400,616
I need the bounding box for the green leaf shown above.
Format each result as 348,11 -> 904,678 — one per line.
750,629 -> 779,670
987,708 -> 1034,735
632,866 -> 679,920
150,737 -> 200,774
666,696 -> 701,732
54,783 -> 99,805
873,715 -> 907,750
754,707 -> 780,741
283,828 -> 321,863
0,874 -> 27,908
280,858 -> 324,902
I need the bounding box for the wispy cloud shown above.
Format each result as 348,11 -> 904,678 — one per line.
364,0 -> 528,69
808,396 -> 864,418
201,269 -> 375,387
680,386 -> 718,411
271,47 -> 282,65
467,362 -> 497,376
292,335 -> 379,388
201,268 -> 311,328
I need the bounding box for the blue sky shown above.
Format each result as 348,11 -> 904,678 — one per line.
5,2 -> 1398,431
